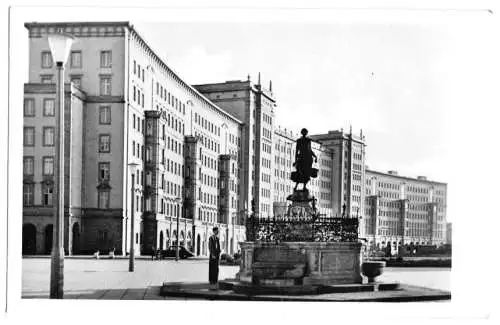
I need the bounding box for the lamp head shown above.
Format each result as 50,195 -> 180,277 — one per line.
128,162 -> 139,173
47,32 -> 75,65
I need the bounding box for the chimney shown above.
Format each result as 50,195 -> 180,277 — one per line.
417,176 -> 427,181
269,80 -> 273,92
258,72 -> 261,85
388,170 -> 398,176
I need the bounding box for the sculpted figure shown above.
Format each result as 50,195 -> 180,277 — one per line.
292,128 -> 318,191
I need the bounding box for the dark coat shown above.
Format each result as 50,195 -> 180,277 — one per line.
208,235 -> 221,259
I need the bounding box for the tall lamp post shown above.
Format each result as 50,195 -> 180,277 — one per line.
128,163 -> 139,272
175,197 -> 182,261
48,32 -> 74,299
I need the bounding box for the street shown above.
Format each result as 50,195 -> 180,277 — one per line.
22,258 -> 450,299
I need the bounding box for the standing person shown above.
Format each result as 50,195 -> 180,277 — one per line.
208,227 -> 221,290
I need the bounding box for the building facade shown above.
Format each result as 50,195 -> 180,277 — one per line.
23,21 -> 246,256
310,129 -> 367,221
446,222 -> 452,245
194,76 -> 277,218
364,169 -> 448,254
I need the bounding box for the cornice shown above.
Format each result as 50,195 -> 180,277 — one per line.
24,21 -> 128,38
365,169 -> 447,186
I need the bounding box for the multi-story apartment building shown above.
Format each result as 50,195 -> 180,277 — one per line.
364,169 -> 447,253
446,222 -> 452,245
22,21 -> 246,256
310,129 -> 367,220
194,76 -> 276,218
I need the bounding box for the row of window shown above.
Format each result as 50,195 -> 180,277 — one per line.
262,142 -> 271,154
155,83 -> 186,115
23,183 -> 53,206
262,127 -> 272,140
132,85 -> 145,108
23,156 -> 53,176
23,98 -> 54,117
261,173 -> 271,184
41,50 -> 87,69
262,113 -> 273,125
133,60 -> 145,82
194,113 -> 220,137
23,127 -> 55,147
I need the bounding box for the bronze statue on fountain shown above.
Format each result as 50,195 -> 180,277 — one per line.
287,128 -> 319,203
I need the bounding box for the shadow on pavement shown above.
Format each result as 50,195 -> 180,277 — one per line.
22,286 -> 166,300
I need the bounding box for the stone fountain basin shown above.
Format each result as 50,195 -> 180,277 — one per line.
361,261 -> 386,280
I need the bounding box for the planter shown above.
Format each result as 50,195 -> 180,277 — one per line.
362,261 -> 386,283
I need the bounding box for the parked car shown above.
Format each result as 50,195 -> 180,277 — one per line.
161,246 -> 194,259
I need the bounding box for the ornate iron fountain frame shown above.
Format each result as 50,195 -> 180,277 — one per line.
245,214 -> 359,243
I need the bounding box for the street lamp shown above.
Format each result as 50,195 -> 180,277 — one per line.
128,162 -> 139,272
48,32 -> 74,299
175,197 -> 182,261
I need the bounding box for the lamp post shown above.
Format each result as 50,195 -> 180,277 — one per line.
48,32 -> 74,299
128,163 -> 139,272
175,197 -> 182,261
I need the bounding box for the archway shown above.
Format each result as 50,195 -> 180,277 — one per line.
180,231 -> 185,247
165,230 -> 170,247
22,224 -> 37,255
196,234 -> 201,256
72,223 -> 80,254
159,231 -> 164,250
186,232 -> 192,251
44,224 -> 53,254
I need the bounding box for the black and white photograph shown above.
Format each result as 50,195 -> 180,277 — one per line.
3,1 -> 500,324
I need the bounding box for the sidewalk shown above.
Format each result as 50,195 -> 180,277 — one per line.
22,257 -> 235,300
23,254 -> 209,261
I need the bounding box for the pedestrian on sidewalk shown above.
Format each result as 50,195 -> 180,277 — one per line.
208,227 -> 221,290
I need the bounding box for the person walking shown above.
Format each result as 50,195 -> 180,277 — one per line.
208,227 -> 221,290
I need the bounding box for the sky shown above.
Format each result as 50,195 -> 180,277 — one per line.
136,21 -> 463,181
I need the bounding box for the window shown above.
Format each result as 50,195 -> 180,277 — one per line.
100,76 -> 112,95
41,75 -> 53,84
70,51 -> 82,68
97,230 -> 109,246
98,162 -> 110,181
146,121 -> 153,136
42,183 -> 54,206
23,184 -> 34,206
24,99 -> 35,116
41,51 -> 52,68
100,51 -> 112,68
43,99 -> 55,116
24,127 -> 35,146
43,127 -> 55,146
99,134 -> 111,152
23,157 -> 34,175
98,190 -> 110,209
43,157 -> 54,175
99,106 -> 111,124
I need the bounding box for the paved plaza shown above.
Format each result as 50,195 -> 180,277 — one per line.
22,258 -> 450,300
